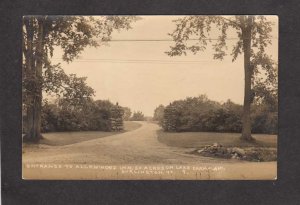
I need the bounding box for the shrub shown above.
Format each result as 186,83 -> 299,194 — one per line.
160,96 -> 277,134
41,99 -> 125,132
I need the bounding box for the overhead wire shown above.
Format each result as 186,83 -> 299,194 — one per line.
27,36 -> 278,43
50,58 -> 226,64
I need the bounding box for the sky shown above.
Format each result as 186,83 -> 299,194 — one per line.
50,16 -> 278,116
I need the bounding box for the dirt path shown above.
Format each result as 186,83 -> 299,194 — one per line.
23,122 -> 277,180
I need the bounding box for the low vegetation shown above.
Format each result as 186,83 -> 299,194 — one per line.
154,95 -> 277,134
157,130 -> 277,161
37,99 -> 125,133
191,143 -> 277,162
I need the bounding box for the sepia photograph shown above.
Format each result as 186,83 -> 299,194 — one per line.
22,15 -> 278,180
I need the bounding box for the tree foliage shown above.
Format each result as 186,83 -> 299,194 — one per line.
166,15 -> 277,140
166,16 -> 274,63
131,111 -> 145,121
41,99 -> 125,132
22,16 -> 140,141
122,107 -> 132,121
160,96 -> 277,134
153,105 -> 165,124
162,95 -> 221,132
23,15 -> 140,106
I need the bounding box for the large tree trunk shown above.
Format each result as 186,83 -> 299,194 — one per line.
22,18 -> 34,136
241,16 -> 255,141
23,18 -> 44,143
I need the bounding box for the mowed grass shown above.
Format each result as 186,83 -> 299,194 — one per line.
157,130 -> 277,148
38,121 -> 142,146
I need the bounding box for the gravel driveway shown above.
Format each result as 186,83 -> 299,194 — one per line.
23,121 -> 277,180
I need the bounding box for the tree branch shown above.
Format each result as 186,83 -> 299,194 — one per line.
220,16 -> 241,29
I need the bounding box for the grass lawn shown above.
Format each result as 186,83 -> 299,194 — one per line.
157,130 -> 277,149
36,121 -> 142,146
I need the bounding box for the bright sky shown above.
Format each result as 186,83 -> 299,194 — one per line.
51,16 -> 278,116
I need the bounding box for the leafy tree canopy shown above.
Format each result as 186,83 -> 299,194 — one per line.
166,15 -> 277,99
166,15 -> 278,140
22,15 -> 140,141
23,15 -> 140,103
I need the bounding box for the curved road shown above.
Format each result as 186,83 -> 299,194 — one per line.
23,121 -> 277,180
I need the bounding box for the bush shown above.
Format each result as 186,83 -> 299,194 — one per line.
251,106 -> 278,134
160,96 -> 277,134
202,109 -> 242,133
41,99 -> 124,132
153,105 -> 165,123
41,102 -> 59,132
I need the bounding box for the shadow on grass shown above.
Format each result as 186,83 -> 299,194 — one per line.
156,130 -> 277,149
26,121 -> 142,146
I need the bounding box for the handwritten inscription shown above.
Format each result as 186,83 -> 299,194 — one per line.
24,164 -> 225,176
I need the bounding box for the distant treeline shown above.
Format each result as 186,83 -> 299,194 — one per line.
130,111 -> 145,121
153,95 -> 277,134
